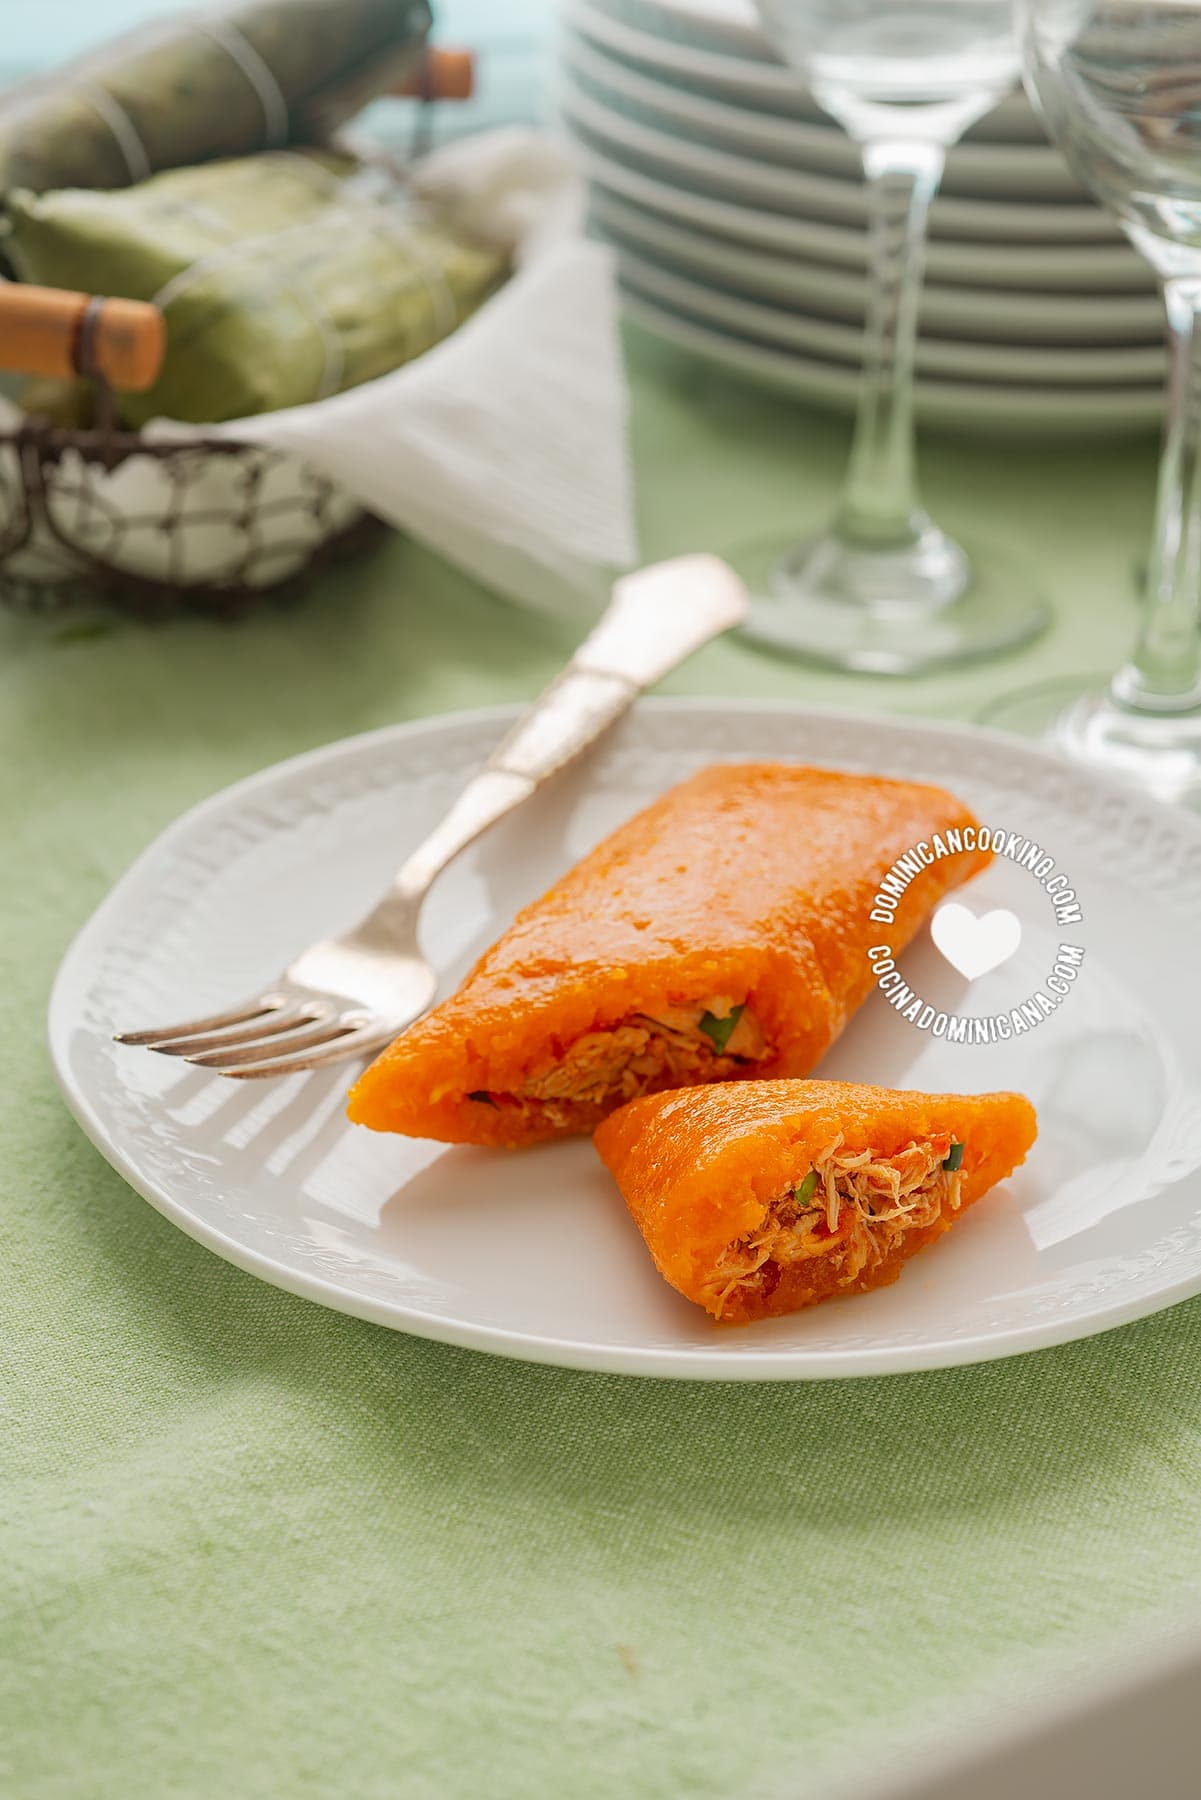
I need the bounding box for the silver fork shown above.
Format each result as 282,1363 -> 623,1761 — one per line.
115,555 -> 747,1079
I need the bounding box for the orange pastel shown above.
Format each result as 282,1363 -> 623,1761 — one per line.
348,763 -> 991,1147
595,1079 -> 1037,1323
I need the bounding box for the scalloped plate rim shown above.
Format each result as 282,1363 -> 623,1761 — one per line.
47,698 -> 1201,1381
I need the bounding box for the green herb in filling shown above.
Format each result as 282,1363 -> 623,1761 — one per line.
698,1003 -> 745,1055
793,1170 -> 820,1208
942,1141 -> 965,1172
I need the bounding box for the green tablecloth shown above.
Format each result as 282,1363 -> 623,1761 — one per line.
4,331 -> 1192,1800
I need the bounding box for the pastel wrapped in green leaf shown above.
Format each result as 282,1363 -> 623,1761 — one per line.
3,151 -> 509,425
0,0 -> 431,196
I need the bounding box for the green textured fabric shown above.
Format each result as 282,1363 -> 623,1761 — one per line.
3,331 -> 1196,1800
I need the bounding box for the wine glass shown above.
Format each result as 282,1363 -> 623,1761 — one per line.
737,0 -> 1050,674
982,0 -> 1201,807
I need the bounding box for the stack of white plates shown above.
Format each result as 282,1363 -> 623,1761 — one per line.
557,0 -> 1165,438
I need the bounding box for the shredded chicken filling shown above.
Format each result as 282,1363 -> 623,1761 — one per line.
704,1135 -> 964,1318
469,1000 -> 768,1123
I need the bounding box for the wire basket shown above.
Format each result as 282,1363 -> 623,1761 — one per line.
0,51 -> 473,617
0,406 -> 386,617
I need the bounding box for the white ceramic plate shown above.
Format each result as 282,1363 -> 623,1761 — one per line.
622,289 -> 1164,434
562,11 -> 1071,199
561,20 -> 1079,200
560,32 -> 1111,240
51,702 -> 1201,1380
570,0 -> 1048,144
571,134 -> 1152,291
606,0 -> 1044,149
614,248 -> 1165,383
591,191 -> 1165,344
602,0 -> 782,58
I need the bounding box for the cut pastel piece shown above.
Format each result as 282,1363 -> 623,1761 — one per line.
594,1080 -> 1037,1324
348,763 -> 992,1147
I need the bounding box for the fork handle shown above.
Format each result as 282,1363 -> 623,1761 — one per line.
385,555 -> 747,904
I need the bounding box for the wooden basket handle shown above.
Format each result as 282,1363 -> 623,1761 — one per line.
392,47 -> 475,101
0,285 -> 165,391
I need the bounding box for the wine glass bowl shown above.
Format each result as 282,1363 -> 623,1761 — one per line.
738,0 -> 1050,674
983,0 -> 1201,804
778,0 -> 1022,139
1025,3 -> 1201,277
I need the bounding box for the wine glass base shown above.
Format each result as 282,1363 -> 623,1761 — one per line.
981,676 -> 1201,809
733,528 -> 1050,675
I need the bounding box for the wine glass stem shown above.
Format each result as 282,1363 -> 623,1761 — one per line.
835,138 -> 946,550
1114,277 -> 1201,714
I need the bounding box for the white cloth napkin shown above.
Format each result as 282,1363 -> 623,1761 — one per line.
1,128 -> 637,613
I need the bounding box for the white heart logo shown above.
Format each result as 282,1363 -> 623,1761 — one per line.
930,902 -> 1022,981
